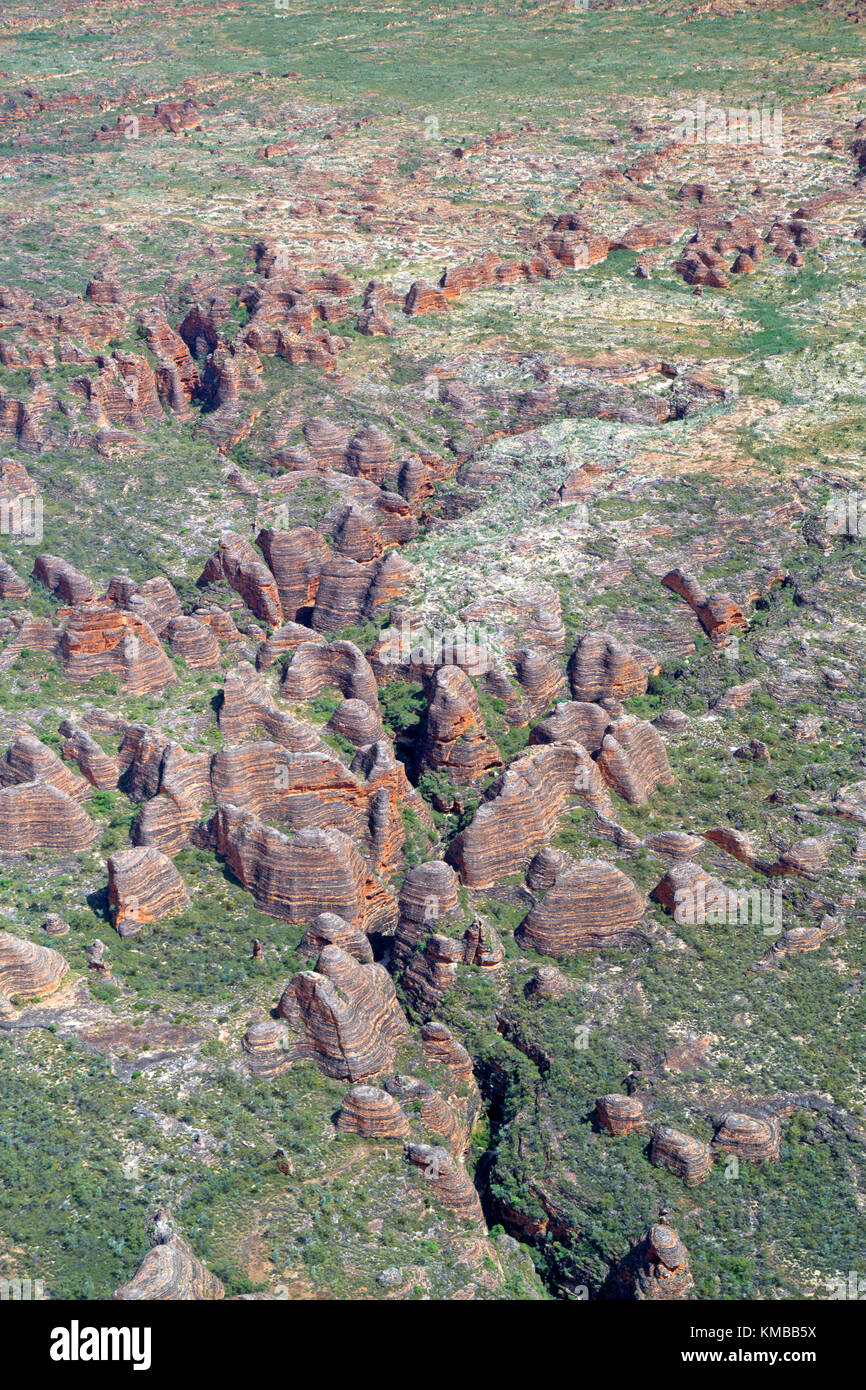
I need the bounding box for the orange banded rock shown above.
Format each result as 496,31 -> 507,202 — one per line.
59,605 -> 176,695
256,525 -> 330,620
416,666 -> 502,787
300,912 -> 373,963
649,1125 -> 713,1185
0,781 -> 97,852
568,631 -> 655,702
421,1021 -> 475,1085
517,858 -> 646,956
219,662 -> 325,751
107,847 -> 190,935
596,1094 -> 645,1136
165,614 -> 221,671
199,532 -> 281,626
33,553 -> 96,605
114,1215 -> 224,1301
393,861 -> 461,970
447,742 -> 612,888
211,805 -> 373,928
596,714 -> 674,806
336,1085 -> 410,1139
662,568 -> 747,639
712,1110 -> 781,1162
0,930 -> 68,1000
0,734 -> 90,801
617,1221 -> 694,1301
59,721 -> 120,790
242,1020 -> 291,1079
530,700 -> 609,752
405,1143 -> 483,1222
280,638 -> 379,708
278,945 -> 408,1080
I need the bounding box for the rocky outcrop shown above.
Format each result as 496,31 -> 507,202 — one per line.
651,860 -> 728,924
219,662 -> 325,751
59,605 -> 176,694
403,281 -> 450,316
277,945 -> 409,1080
0,734 -> 90,801
299,911 -> 373,963
416,666 -> 501,788
33,553 -> 96,605
336,1085 -> 410,1139
0,559 -> 30,600
662,568 -> 747,639
404,1143 -> 484,1222
568,632 -> 656,702
256,525 -> 330,620
614,1221 -> 694,1301
517,858 -> 646,955
649,1126 -> 713,1185
530,700 -> 610,752
401,916 -> 504,1014
107,847 -> 190,935
114,1211 -> 224,1301
59,721 -> 120,790
309,552 -> 414,632
131,743 -> 210,857
165,615 -> 221,670
596,1094 -> 646,1136
643,830 -> 703,859
525,964 -> 571,1002
525,845 -> 567,892
327,697 -> 384,747
421,1021 -> 475,1085
199,532 -> 281,626
712,1111 -> 781,1162
242,1020 -> 290,1079
392,860 -> 461,970
0,930 -> 68,1000
596,715 -> 674,806
280,639 -> 379,708
0,781 -> 97,852
769,834 -> 835,879
211,805 -> 381,928
447,742 -> 612,888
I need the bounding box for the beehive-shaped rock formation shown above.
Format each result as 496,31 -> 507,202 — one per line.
530,700 -> 610,752
199,532 -> 281,626
218,662 -> 325,751
596,1094 -> 646,1136
518,858 -> 646,955
420,1021 -> 475,1085
300,911 -> 373,963
33,553 -> 96,605
59,606 -> 176,695
416,666 -> 501,787
107,847 -> 190,935
280,639 -> 379,708
405,1144 -> 483,1221
617,1221 -> 694,1301
596,714 -> 673,806
59,721 -> 120,790
712,1111 -> 781,1162
278,945 -> 408,1080
446,742 -> 612,887
568,632 -> 655,702
0,931 -> 68,1000
256,525 -> 330,620
211,805 -> 372,928
336,1085 -> 410,1139
649,1126 -> 713,1185
242,1020 -> 291,1079
0,781 -> 97,852
0,734 -> 90,801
